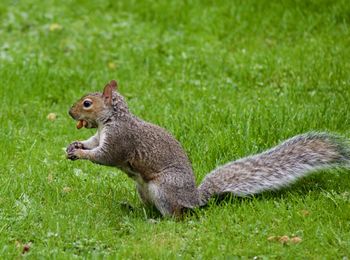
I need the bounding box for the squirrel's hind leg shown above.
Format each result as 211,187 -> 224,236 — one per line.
142,171 -> 200,217
136,183 -> 153,206
134,178 -> 186,217
146,182 -> 184,217
135,181 -> 178,216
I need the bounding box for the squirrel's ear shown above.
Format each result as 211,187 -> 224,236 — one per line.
102,80 -> 117,105
109,80 -> 118,89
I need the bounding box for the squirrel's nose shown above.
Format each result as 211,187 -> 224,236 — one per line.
68,108 -> 74,118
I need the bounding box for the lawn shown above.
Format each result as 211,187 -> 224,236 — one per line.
0,0 -> 350,258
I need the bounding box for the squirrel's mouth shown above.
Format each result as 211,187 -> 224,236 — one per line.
75,119 -> 98,129
76,120 -> 87,129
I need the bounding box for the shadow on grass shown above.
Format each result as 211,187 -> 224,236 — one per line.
101,169 -> 349,220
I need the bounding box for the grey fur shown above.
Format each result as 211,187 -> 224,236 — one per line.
198,133 -> 350,205
67,84 -> 350,216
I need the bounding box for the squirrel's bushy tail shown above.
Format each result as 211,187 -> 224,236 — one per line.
198,133 -> 350,205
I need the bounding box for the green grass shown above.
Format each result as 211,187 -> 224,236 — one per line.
1,0 -> 350,258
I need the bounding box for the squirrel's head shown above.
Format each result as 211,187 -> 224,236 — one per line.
69,80 -> 127,129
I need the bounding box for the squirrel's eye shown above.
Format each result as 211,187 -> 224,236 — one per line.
83,100 -> 92,108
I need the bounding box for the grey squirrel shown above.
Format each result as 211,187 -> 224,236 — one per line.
66,80 -> 350,217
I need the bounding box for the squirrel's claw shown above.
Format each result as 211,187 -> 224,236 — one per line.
66,141 -> 84,160
66,148 -> 84,160
67,152 -> 78,161
66,141 -> 84,153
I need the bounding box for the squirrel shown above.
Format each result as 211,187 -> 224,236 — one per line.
66,80 -> 350,217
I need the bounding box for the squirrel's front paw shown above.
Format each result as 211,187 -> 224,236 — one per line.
67,148 -> 84,161
66,142 -> 85,160
66,141 -> 84,154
